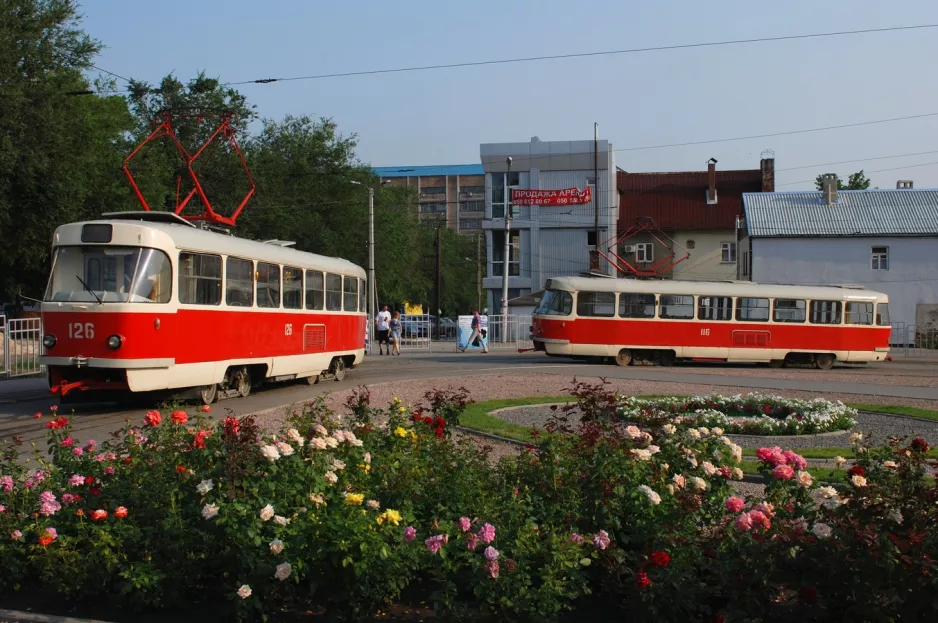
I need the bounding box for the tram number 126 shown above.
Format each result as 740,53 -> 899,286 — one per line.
68,322 -> 95,339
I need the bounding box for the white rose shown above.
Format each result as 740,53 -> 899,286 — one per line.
260,504 -> 275,521
269,538 -> 284,554
812,522 -> 832,539
850,474 -> 868,488
237,584 -> 252,599
324,471 -> 338,484
796,471 -> 814,488
366,499 -> 380,510
196,479 -> 214,495
363,452 -> 372,464
286,429 -> 305,447
275,441 -> 295,457
259,445 -> 281,462
273,515 -> 290,526
310,438 -> 328,450
274,562 -> 292,581
202,503 -> 219,520
332,459 -> 346,471
817,486 -> 838,499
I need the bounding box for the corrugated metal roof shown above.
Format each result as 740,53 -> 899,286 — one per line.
373,164 -> 484,178
617,169 -> 764,231
743,189 -> 938,237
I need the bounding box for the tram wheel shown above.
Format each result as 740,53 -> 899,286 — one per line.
767,359 -> 785,369
232,367 -> 252,398
658,351 -> 676,367
815,354 -> 835,370
306,373 -> 320,385
615,349 -> 633,367
331,358 -> 347,382
199,384 -> 218,405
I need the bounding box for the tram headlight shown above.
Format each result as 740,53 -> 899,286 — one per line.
107,335 -> 123,350
42,334 -> 56,349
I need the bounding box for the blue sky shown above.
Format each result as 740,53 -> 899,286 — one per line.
83,0 -> 938,189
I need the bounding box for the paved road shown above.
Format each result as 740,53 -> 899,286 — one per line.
1,352 -> 936,447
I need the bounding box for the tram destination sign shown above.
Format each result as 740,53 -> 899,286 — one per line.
510,186 -> 592,206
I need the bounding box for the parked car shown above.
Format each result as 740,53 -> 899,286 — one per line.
401,315 -> 457,339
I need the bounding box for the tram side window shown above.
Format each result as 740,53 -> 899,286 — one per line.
535,290 -> 573,316
619,293 -> 656,319
845,302 -> 874,325
325,273 -> 342,311
876,303 -> 890,326
256,262 -> 281,308
576,292 -> 616,317
343,276 -> 358,312
305,271 -> 324,310
226,257 -> 254,307
809,300 -> 842,325
660,295 -> 695,319
736,297 -> 770,322
178,252 -> 222,305
773,299 -> 805,323
283,267 -> 303,309
359,278 -> 366,313
698,296 -> 733,321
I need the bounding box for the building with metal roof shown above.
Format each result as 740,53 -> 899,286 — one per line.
739,180 -> 938,337
372,164 -> 485,234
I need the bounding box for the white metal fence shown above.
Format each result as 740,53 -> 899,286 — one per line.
1,315 -> 45,378
890,322 -> 938,358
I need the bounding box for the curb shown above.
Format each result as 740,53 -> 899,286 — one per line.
0,609 -> 113,623
858,410 -> 938,424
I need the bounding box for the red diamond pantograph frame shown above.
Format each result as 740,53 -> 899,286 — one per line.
122,110 -> 256,227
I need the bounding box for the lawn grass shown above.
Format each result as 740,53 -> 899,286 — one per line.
459,397 -> 572,444
846,403 -> 938,422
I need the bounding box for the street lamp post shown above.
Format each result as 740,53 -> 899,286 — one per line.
351,179 -> 390,354
501,157 -> 512,344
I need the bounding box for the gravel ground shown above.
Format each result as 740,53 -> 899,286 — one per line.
644,364 -> 938,388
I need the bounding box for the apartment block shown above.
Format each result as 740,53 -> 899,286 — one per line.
373,164 -> 486,233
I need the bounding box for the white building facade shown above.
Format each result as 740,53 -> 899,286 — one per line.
740,186 -> 938,338
480,137 -> 618,313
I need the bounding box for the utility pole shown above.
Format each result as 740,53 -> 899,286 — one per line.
501,157 -> 512,344
350,179 -> 389,354
476,231 -> 482,310
435,224 -> 442,342
592,122 -> 599,274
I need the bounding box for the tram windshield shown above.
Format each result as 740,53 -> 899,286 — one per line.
44,246 -> 173,303
535,289 -> 573,316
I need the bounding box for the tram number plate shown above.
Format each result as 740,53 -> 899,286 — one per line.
68,322 -> 95,339
700,328 -> 710,336
285,323 -> 293,336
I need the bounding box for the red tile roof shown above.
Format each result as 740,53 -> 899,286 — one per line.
618,169 -> 764,231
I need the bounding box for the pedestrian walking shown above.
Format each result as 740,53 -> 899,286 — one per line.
459,307 -> 488,353
376,305 -> 391,355
389,311 -> 402,355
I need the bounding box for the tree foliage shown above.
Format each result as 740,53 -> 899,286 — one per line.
814,170 -> 872,191
0,1 -> 478,312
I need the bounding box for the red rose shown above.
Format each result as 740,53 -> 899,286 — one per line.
200,404 -> 211,413
223,416 -> 240,437
411,413 -> 422,423
144,410 -> 162,427
848,465 -> 865,478
434,427 -> 444,439
91,509 -> 108,521
170,410 -> 188,425
422,416 -> 433,426
635,572 -> 651,589
46,416 -> 68,430
911,438 -> 930,452
123,457 -> 132,464
114,506 -> 128,519
84,476 -> 95,486
176,465 -> 187,473
192,429 -> 211,449
33,412 -> 42,419
435,416 -> 447,428
76,509 -> 85,517
649,551 -> 671,568
89,487 -> 102,497
38,535 -> 54,547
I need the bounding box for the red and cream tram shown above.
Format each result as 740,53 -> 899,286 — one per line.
40,212 -> 366,403
531,276 -> 891,369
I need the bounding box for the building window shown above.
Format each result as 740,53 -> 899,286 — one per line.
226,257 -> 254,307
459,201 -> 484,212
586,176 -> 596,186
871,246 -> 889,270
721,242 -> 737,263
461,185 -> 485,194
491,172 -> 520,219
587,231 -> 597,246
636,243 -> 654,263
178,252 -> 222,305
420,203 -> 447,213
420,186 -> 446,195
460,219 -> 482,231
741,251 -> 749,277
698,296 -> 733,321
491,231 -> 520,277
576,292 -> 616,317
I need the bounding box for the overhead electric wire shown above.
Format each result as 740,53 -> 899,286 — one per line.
776,150 -> 938,172
776,159 -> 938,187
223,24 -> 938,85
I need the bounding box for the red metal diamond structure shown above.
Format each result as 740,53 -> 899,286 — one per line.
122,110 -> 255,227
594,217 -> 690,277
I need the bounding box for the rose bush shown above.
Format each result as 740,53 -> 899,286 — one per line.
0,382 -> 934,622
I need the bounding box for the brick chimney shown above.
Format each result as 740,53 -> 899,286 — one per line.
760,155 -> 775,192
706,158 -> 718,205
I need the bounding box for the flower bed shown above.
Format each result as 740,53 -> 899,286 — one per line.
619,393 -> 857,435
0,383 -> 934,622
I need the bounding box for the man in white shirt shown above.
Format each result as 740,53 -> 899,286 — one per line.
376,305 -> 391,355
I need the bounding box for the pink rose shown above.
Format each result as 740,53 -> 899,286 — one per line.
724,496 -> 745,513
771,464 -> 795,480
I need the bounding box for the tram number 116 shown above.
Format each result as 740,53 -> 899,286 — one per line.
68,322 -> 95,339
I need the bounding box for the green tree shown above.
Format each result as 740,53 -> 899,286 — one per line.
0,0 -> 134,301
814,170 -> 872,191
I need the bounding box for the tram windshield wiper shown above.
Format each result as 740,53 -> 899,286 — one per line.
75,274 -> 103,304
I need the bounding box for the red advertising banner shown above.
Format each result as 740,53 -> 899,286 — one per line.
510,186 -> 592,206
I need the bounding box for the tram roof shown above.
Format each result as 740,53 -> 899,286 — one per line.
56,215 -> 366,278
543,276 -> 886,301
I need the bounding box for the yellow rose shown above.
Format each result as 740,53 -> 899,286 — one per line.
393,427 -> 407,438
376,509 -> 402,526
345,493 -> 364,506
358,463 -> 371,473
